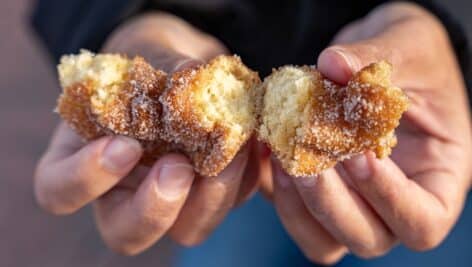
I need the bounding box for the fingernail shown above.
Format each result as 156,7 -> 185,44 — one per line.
343,154 -> 371,180
216,149 -> 248,182
102,136 -> 142,173
332,48 -> 360,72
157,163 -> 194,200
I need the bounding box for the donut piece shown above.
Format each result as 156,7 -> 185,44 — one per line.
57,50 -> 166,141
160,55 -> 261,176
56,50 -> 261,176
258,61 -> 409,177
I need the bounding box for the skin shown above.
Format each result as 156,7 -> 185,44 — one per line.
270,2 -> 472,264
34,2 -> 472,262
34,12 -> 261,255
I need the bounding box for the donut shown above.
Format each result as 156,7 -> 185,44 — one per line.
258,61 -> 409,177
57,50 -> 261,176
160,55 -> 261,176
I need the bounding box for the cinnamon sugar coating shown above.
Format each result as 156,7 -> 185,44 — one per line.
92,57 -> 167,140
56,79 -> 175,165
57,51 -> 260,176
259,61 -> 409,177
57,81 -> 103,140
57,50 -> 406,178
160,56 -> 261,176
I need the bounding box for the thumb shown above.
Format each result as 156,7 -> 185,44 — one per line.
317,32 -> 403,85
316,3 -> 438,84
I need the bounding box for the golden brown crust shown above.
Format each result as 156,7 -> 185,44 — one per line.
57,81 -> 104,140
91,56 -> 167,141
57,56 -> 167,140
160,56 -> 261,176
261,61 -> 409,177
139,140 -> 180,166
57,52 -> 260,176
57,56 -> 177,166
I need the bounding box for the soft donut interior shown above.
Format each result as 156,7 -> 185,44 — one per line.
58,50 -> 131,112
259,66 -> 315,162
194,56 -> 260,142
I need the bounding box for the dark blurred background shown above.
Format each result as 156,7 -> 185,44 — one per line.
0,0 -> 470,266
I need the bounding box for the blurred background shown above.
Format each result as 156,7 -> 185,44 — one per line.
0,0 -> 470,266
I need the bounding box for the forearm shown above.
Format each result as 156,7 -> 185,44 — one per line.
103,12 -> 227,62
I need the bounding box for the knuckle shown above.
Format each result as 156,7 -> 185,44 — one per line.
106,241 -> 143,256
352,246 -> 390,259
34,183 -> 74,215
169,226 -> 209,247
68,170 -> 95,200
405,228 -> 444,251
302,248 -> 346,265
133,207 -> 168,233
348,233 -> 395,259
99,226 -> 149,256
34,188 -> 53,212
404,218 -> 448,251
304,250 -> 345,265
35,194 -> 74,215
373,180 -> 399,204
406,234 -> 442,251
421,137 -> 442,159
172,234 -> 206,247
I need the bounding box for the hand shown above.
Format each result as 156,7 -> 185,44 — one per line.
271,3 -> 472,264
34,13 -> 260,255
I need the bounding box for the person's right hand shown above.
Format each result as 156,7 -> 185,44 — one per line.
34,13 -> 261,255
269,2 -> 472,265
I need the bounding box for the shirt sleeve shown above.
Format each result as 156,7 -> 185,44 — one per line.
30,0 -> 143,63
30,0 -> 471,107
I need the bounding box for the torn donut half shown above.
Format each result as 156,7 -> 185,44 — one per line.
258,61 -> 409,177
56,50 -> 261,176
160,55 -> 261,176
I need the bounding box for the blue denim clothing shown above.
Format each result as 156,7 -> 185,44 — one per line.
175,193 -> 472,267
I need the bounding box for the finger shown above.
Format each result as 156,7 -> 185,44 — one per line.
107,39 -> 203,73
168,147 -> 249,246
103,12 -> 227,62
94,154 -> 195,255
42,122 -> 86,162
258,143 -> 274,201
234,138 -> 261,206
272,161 -> 347,265
140,48 -> 202,73
103,26 -> 203,73
317,5 -> 441,84
343,152 -> 464,251
291,166 -> 396,258
34,129 -> 142,215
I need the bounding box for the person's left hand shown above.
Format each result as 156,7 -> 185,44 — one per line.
270,3 -> 472,264
34,13 -> 262,255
